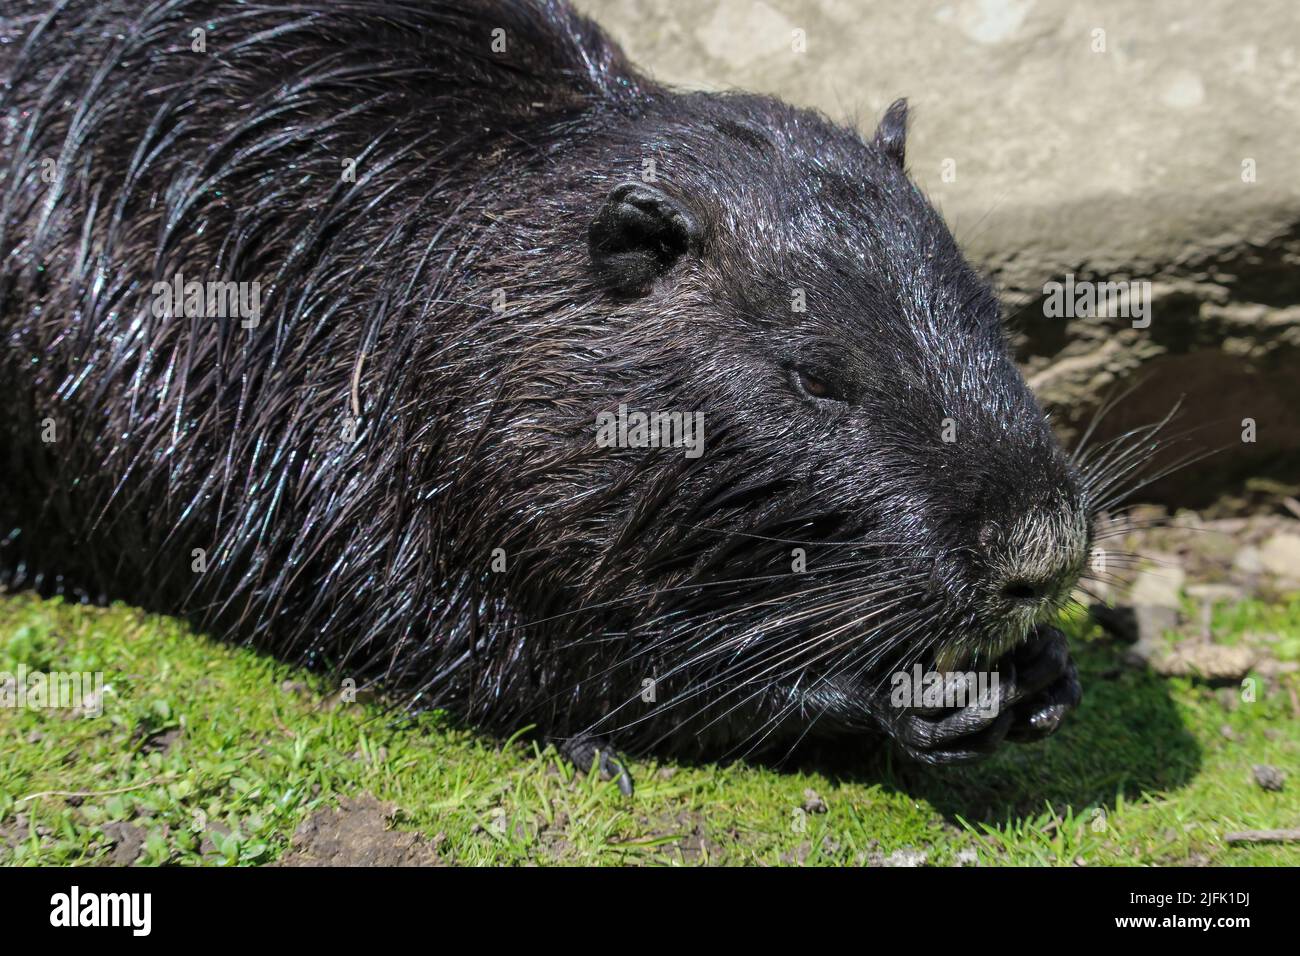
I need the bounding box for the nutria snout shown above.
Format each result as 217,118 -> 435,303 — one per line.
0,0 -> 1117,783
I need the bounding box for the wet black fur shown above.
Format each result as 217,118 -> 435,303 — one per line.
1,0 -> 1096,761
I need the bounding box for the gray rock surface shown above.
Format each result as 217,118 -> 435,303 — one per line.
1258,533 -> 1300,583
576,0 -> 1300,504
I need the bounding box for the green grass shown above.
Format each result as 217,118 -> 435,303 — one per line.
0,592 -> 1296,866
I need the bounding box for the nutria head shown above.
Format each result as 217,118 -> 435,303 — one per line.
482,96 -> 1091,762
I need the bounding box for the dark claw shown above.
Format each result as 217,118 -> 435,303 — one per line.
880,625 -> 1080,765
1006,654 -> 1082,742
560,737 -> 635,795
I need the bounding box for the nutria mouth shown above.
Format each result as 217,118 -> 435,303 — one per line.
0,0 -> 1159,788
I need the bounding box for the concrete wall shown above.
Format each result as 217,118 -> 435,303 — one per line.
576,0 -> 1300,505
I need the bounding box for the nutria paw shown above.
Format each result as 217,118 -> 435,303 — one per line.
1005,628 -> 1083,743
561,737 -> 635,796
884,626 -> 1080,765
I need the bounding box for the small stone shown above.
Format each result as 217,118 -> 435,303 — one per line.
1099,604 -> 1179,651
1256,659 -> 1300,678
1259,534 -> 1300,580
1152,643 -> 1256,682
1219,724 -> 1238,741
801,788 -> 827,814
954,848 -> 979,867
1233,546 -> 1264,575
1203,518 -> 1250,534
1185,583 -> 1245,603
884,847 -> 928,867
1134,605 -> 1180,644
1118,605 -> 1181,670
1128,561 -> 1186,609
1252,765 -> 1286,792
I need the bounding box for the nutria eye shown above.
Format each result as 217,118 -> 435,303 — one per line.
794,369 -> 837,401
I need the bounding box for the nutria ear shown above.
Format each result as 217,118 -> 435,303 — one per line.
588,181 -> 700,295
873,98 -> 908,167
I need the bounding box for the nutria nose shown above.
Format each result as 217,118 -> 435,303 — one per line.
980,513 -> 1086,612
999,574 -> 1056,605
989,561 -> 1078,616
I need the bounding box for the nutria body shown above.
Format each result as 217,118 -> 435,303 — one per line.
1,0 -> 1095,776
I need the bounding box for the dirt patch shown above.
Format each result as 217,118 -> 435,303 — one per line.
0,814 -> 32,857
100,820 -> 148,865
274,795 -> 444,866
137,727 -> 182,756
651,810 -> 718,864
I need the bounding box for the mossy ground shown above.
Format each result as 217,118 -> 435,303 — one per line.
1,590 -> 1296,866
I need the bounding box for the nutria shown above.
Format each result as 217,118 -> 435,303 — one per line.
1,0 -> 1113,790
